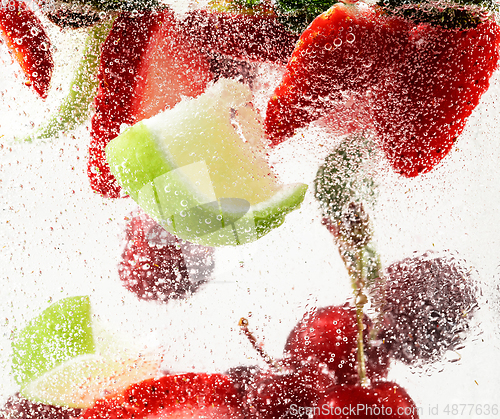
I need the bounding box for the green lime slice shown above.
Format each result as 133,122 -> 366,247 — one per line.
106,79 -> 307,246
11,296 -> 160,408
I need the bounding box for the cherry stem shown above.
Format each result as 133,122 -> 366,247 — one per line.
338,243 -> 369,387
238,317 -> 282,371
353,250 -> 368,387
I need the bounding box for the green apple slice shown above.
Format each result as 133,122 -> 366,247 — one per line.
106,79 -> 308,246
11,296 -> 160,408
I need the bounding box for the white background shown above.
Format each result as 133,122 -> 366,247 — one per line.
1,10 -> 500,417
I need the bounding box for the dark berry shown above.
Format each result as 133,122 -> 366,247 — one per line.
246,362 -> 334,419
226,365 -> 262,400
381,252 -> 478,365
209,53 -> 257,89
119,211 -> 214,303
0,393 -> 80,419
37,0 -> 104,28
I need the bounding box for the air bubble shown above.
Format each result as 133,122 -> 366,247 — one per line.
180,200 -> 188,207
334,38 -> 342,47
346,33 -> 355,43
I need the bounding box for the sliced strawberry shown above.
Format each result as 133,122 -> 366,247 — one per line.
264,1 -> 500,176
119,210 -> 214,303
179,8 -> 298,65
89,9 -> 213,198
0,0 -> 53,98
264,2 -> 411,145
371,19 -> 500,176
81,373 -> 244,419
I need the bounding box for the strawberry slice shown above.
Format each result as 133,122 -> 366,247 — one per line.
89,10 -> 213,198
81,373 -> 244,419
264,2 -> 411,145
0,0 -> 53,98
265,1 -> 500,176
179,8 -> 298,65
372,19 -> 500,176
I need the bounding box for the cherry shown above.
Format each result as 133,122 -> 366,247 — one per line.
284,304 -> 389,383
119,211 -> 214,303
312,382 -> 420,418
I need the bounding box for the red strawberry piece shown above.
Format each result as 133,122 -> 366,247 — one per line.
284,304 -> 389,384
179,8 -> 298,65
316,92 -> 374,138
119,210 -> 214,303
313,381 -> 419,418
371,19 -> 500,177
89,9 -> 213,198
81,373 -> 244,419
0,0 -> 53,98
264,2 -> 411,146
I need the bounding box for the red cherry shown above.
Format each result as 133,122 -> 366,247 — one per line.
119,211 -> 214,303
284,305 -> 389,383
312,382 -> 420,419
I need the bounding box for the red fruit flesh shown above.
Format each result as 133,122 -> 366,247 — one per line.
180,9 -> 298,65
89,10 -> 212,198
119,211 -> 214,303
372,19 -> 500,177
284,305 -> 389,384
264,3 -> 410,145
316,93 -> 375,138
81,373 -> 243,419
313,382 -> 419,418
0,1 -> 53,98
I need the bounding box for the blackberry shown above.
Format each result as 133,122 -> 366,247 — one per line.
381,252 -> 478,365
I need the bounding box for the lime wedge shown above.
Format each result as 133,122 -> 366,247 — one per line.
106,79 -> 307,246
11,296 -> 160,408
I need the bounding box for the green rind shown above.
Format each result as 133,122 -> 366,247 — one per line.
12,296 -> 95,388
105,122 -> 172,202
106,122 -> 308,246
377,0 -> 499,29
275,0 -> 339,34
89,0 -> 159,11
22,19 -> 113,143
